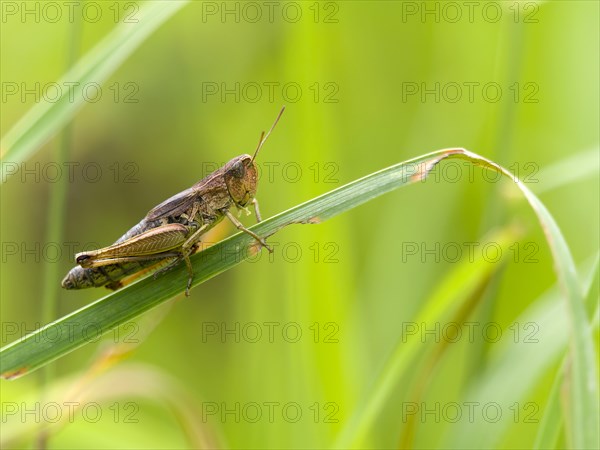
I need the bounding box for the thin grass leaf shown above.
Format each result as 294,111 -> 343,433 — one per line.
331,149 -> 598,448
448,151 -> 599,450
1,148 -> 596,448
0,1 -> 188,166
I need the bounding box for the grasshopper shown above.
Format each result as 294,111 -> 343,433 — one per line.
62,107 -> 285,297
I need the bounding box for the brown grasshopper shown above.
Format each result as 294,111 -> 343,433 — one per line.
62,107 -> 285,296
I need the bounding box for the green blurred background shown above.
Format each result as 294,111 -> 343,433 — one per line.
1,1 -> 598,448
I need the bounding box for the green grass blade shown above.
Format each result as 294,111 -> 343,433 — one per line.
1,148 -> 596,449
0,1 -> 188,165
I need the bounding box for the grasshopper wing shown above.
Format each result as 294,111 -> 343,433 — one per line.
146,187 -> 199,220
75,223 -> 189,267
145,170 -> 222,221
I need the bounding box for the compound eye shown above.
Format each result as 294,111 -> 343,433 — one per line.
231,161 -> 245,178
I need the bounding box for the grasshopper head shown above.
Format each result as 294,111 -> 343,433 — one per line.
223,106 -> 285,208
224,154 -> 258,207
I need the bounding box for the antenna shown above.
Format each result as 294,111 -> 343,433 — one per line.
251,106 -> 285,162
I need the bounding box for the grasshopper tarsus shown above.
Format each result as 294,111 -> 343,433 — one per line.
62,107 -> 285,294
254,238 -> 273,254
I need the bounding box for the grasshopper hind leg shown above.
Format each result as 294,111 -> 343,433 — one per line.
152,242 -> 200,297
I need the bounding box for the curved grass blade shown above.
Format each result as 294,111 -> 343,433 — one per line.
0,1 -> 189,165
334,149 -> 598,449
1,148 -> 596,448
448,150 -> 599,450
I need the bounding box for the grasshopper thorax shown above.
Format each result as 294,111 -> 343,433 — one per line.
223,154 -> 258,207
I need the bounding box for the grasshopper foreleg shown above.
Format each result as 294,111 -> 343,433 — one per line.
224,209 -> 272,253
252,198 -> 263,222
